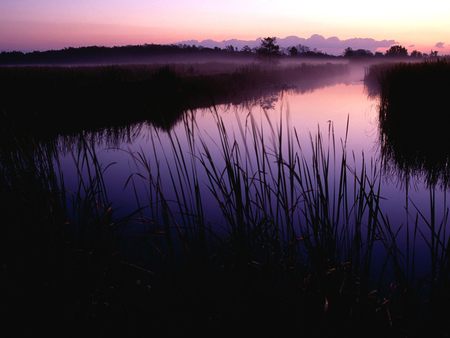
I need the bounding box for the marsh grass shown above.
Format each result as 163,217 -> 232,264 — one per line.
1,104 -> 450,335
0,133 -> 143,336
364,60 -> 450,187
121,110 -> 450,335
0,63 -> 349,135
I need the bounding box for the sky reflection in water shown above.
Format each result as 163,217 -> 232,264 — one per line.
57,80 -> 448,276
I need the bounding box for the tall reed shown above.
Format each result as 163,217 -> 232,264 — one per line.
2,103 -> 450,334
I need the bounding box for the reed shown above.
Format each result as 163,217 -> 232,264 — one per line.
0,63 -> 349,135
2,105 -> 449,335
120,112 -> 408,331
364,60 -> 450,187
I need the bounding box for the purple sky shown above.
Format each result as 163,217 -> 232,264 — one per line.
0,0 -> 448,53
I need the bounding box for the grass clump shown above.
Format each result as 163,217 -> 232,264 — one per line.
364,60 -> 450,186
0,63 -> 348,136
124,113 -> 448,336
1,109 -> 450,336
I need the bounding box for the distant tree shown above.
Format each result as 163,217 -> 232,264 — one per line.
297,44 -> 311,54
375,52 -> 384,57
344,47 -> 373,58
343,47 -> 354,57
257,37 -> 280,57
385,45 -> 408,57
430,50 -> 439,58
359,49 -> 373,57
288,46 -> 298,56
297,49 -> 331,58
410,50 -> 423,58
225,45 -> 236,52
241,45 -> 252,53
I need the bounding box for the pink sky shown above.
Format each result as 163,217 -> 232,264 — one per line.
1,0 -> 449,53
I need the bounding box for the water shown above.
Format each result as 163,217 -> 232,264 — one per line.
60,82 -> 380,216
47,68 -> 448,281
0,62 -> 434,285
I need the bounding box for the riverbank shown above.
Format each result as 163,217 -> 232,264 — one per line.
0,62 -> 348,136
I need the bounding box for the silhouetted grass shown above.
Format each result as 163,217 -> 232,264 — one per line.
0,63 -> 348,136
123,114 -> 449,336
1,109 -> 450,336
0,135 -> 127,322
365,61 -> 450,186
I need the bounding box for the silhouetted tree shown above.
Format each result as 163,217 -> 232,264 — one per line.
225,45 -> 236,52
297,45 -> 311,54
343,47 -> 354,57
0,44 -> 253,65
257,37 -> 280,57
241,45 -> 252,53
344,47 -> 373,58
288,46 -> 298,56
385,45 -> 408,57
410,50 -> 423,58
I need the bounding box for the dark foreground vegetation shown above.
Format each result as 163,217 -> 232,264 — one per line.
365,60 -> 450,186
1,113 -> 450,337
0,63 -> 348,135
1,57 -> 450,337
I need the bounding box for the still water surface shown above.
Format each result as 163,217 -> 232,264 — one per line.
57,72 -> 448,277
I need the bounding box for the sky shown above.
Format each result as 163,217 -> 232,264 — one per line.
0,0 -> 449,53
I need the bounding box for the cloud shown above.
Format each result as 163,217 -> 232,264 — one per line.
179,34 -> 396,55
435,42 -> 445,48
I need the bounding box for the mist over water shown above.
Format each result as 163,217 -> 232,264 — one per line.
2,58 -> 450,336
42,61 -> 447,277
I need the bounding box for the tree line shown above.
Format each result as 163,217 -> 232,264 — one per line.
256,37 -> 441,59
0,38 -> 442,65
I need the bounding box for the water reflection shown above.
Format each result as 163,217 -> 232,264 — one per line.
0,63 -> 352,139
1,76 -> 449,282
364,65 -> 450,187
3,63 -> 450,335
379,111 -> 450,187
